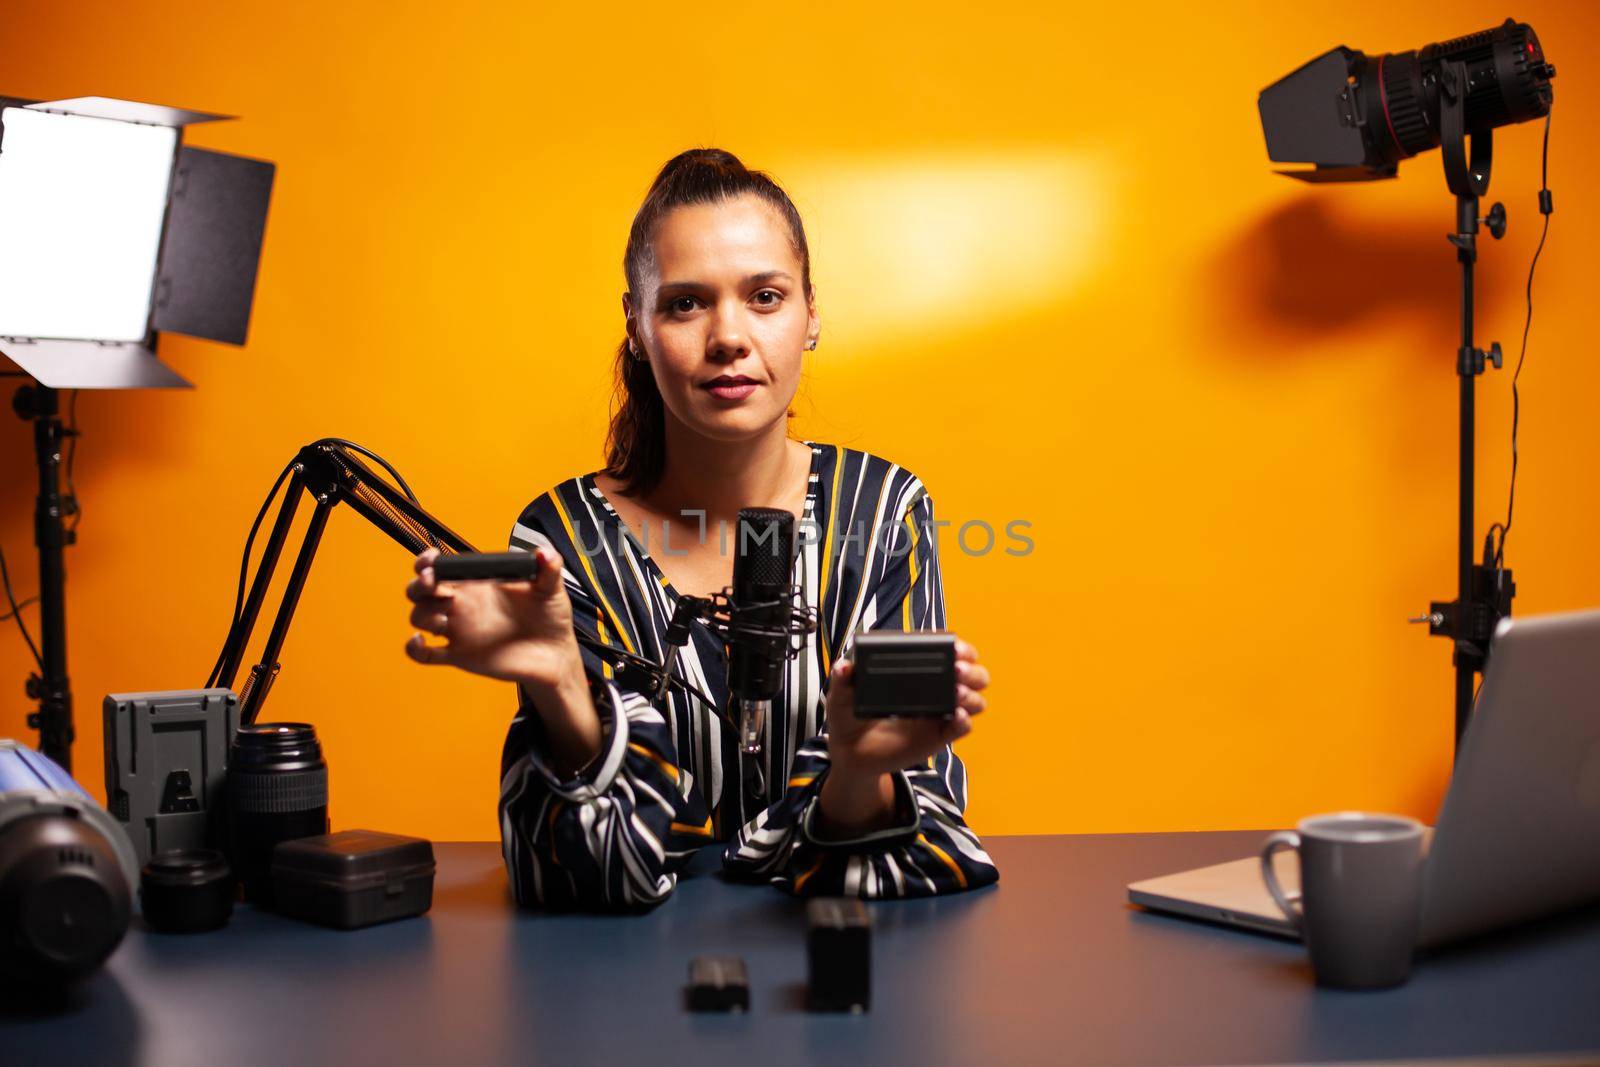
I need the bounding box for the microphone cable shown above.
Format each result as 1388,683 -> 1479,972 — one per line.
205,454 -> 298,689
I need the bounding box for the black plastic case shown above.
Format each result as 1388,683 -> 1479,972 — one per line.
269,830 -> 435,929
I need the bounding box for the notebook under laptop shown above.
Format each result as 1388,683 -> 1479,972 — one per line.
1127,607 -> 1600,950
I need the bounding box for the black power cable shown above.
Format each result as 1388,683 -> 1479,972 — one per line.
0,541 -> 43,669
0,594 -> 39,622
1487,106 -> 1554,570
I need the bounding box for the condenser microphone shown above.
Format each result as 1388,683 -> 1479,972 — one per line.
728,507 -> 797,755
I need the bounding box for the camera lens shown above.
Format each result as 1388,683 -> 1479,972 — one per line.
227,723 -> 328,907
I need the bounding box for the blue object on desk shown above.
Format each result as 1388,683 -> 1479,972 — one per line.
0,739 -> 140,986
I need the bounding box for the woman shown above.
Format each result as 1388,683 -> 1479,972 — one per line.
404,149 -> 997,908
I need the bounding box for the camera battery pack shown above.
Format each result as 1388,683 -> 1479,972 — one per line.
686,955 -> 750,1012
270,830 -> 435,929
806,897 -> 871,1012
103,688 -> 239,867
431,551 -> 540,583
850,631 -> 957,718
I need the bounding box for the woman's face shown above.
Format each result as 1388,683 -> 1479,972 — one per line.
624,193 -> 819,443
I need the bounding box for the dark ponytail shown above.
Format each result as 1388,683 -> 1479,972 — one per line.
604,148 -> 814,497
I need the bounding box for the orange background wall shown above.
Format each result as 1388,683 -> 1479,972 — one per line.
2,1 -> 1596,841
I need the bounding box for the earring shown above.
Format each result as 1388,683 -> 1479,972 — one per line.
804,339 -> 818,351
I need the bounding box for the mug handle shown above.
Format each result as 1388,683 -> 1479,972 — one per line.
1260,830 -> 1303,929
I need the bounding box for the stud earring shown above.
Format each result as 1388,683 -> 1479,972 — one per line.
804,339 -> 818,351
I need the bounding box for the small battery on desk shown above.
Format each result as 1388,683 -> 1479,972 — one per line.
807,897 -> 871,1012
686,955 -> 749,1012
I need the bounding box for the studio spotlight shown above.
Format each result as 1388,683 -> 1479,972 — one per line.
1259,19 -> 1554,186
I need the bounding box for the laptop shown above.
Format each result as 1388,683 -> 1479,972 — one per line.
1127,607 -> 1600,950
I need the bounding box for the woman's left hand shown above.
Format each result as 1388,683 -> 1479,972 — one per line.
824,636 -> 989,780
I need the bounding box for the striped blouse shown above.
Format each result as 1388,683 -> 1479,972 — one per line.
498,441 -> 998,908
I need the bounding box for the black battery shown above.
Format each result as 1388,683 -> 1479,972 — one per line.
807,897 -> 871,1012
850,631 -> 957,718
270,830 -> 435,929
686,955 -> 750,1012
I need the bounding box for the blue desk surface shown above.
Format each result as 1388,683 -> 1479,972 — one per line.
7,831 -> 1600,1066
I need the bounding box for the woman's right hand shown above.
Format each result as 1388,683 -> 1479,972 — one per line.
405,546 -> 602,776
403,546 -> 585,691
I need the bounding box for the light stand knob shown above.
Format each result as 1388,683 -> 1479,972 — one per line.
1460,341 -> 1504,376
1483,202 -> 1507,239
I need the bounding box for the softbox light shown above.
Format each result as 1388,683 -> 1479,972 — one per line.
0,96 -> 274,388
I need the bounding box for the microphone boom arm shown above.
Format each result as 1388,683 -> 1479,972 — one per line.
213,441 -> 475,724
210,440 -> 692,726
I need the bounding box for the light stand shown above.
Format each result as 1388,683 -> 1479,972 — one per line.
211,440 -> 695,725
1407,61 -> 1517,750
10,385 -> 76,767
